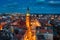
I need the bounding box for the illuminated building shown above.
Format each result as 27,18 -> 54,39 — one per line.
23,7 -> 41,40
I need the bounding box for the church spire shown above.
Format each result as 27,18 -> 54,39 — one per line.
26,7 -> 30,16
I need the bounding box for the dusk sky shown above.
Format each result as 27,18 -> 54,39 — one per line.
0,0 -> 60,14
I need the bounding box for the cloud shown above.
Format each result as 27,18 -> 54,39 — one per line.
7,2 -> 18,5
36,0 -> 45,2
7,0 -> 13,1
48,1 -> 60,4
2,4 -> 8,7
12,2 -> 18,5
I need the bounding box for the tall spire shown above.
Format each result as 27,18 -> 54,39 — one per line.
26,7 -> 30,16
27,7 -> 29,13
27,7 -> 29,11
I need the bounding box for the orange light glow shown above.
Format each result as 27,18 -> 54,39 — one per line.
34,19 -> 41,27
24,13 -> 41,40
0,25 -> 3,30
24,13 -> 33,40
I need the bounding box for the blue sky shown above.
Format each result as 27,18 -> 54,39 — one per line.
0,0 -> 60,14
